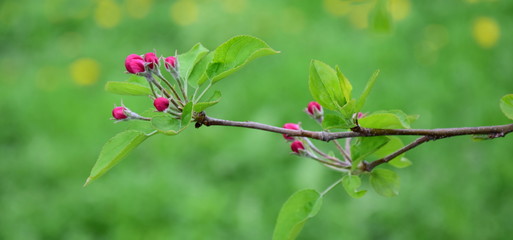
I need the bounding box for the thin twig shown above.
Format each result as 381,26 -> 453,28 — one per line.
304,138 -> 346,164
321,178 -> 343,197
365,136 -> 432,171
333,140 -> 351,162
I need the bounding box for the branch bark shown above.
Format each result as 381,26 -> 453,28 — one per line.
195,112 -> 513,171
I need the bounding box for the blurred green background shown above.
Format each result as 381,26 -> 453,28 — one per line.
1,0 -> 513,239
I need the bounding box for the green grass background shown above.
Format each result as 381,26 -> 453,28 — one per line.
1,0 -> 513,239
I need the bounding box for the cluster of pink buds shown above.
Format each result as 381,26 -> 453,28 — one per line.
281,101 -> 350,171
124,52 -> 178,76
111,51 -> 187,124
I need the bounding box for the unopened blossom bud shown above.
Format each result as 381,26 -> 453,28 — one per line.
290,140 -> 305,154
282,123 -> 300,141
112,106 -> 127,120
144,52 -> 159,69
164,56 -> 177,70
306,101 -> 323,123
125,54 -> 145,74
306,101 -> 322,115
153,97 -> 170,112
357,112 -> 366,119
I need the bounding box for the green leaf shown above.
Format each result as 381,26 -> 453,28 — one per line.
309,60 -> 349,111
370,0 -> 392,33
273,189 -> 322,240
342,175 -> 367,198
356,70 -> 380,112
359,110 -> 412,129
150,102 -> 193,135
181,102 -> 193,129
84,130 -> 149,186
104,81 -> 152,96
207,35 -> 279,83
336,66 -> 353,103
340,99 -> 357,119
127,74 -> 148,85
370,136 -> 412,168
188,52 -> 214,88
500,94 -> 513,120
127,109 -> 164,134
351,136 -> 390,166
389,157 -> 412,168
178,43 -> 209,81
151,115 -> 181,135
370,169 -> 400,197
194,90 -> 222,112
322,114 -> 354,130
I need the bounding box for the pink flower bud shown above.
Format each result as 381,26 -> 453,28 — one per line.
357,112 -> 366,119
164,56 -> 177,70
307,101 -> 322,115
125,54 -> 145,74
153,97 -> 170,112
290,140 -> 305,154
112,106 -> 127,120
144,52 -> 159,69
282,123 -> 300,141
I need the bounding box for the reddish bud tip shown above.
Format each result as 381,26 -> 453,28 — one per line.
153,97 -> 170,112
112,106 -> 127,120
144,52 -> 159,69
307,101 -> 322,115
125,54 -> 145,74
357,112 -> 366,119
290,140 -> 305,154
282,123 -> 300,141
165,56 -> 177,70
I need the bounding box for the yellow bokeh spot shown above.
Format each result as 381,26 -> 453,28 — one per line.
221,0 -> 247,14
348,1 -> 375,29
389,0 -> 410,21
473,17 -> 500,48
323,0 -> 351,17
94,0 -> 122,28
70,58 -> 100,86
124,0 -> 153,19
170,0 -> 198,26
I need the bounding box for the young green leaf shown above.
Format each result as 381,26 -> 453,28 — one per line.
500,94 -> 513,120
336,66 -> 353,103
370,169 -> 400,197
342,175 -> 367,198
194,90 -> 222,112
127,74 -> 148,85
351,136 -> 390,164
104,81 -> 152,96
358,110 -> 411,129
273,189 -> 322,240
178,43 -> 209,81
84,130 -> 149,186
355,70 -> 380,112
322,114 -> 354,130
151,115 -> 181,135
181,102 -> 193,129
309,60 -> 349,111
371,137 -> 412,168
188,52 -> 214,88
389,157 -> 412,168
207,35 -> 279,83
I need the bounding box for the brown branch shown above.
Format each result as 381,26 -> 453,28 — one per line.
194,112 -> 513,171
364,136 -> 432,171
